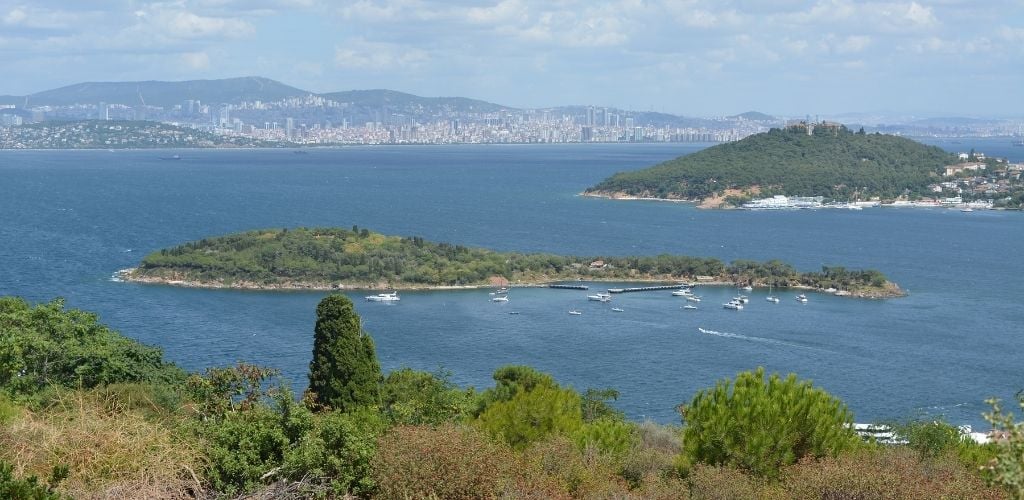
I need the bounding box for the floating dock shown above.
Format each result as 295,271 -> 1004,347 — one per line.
607,284 -> 688,294
548,284 -> 590,290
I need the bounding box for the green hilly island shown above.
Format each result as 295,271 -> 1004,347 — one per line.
586,124 -> 957,204
123,226 -> 902,297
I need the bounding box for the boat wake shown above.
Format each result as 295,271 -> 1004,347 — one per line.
696,327 -> 832,352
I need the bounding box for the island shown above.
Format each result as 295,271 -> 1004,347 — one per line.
0,120 -> 276,149
585,122 -> 1024,208
119,227 -> 904,298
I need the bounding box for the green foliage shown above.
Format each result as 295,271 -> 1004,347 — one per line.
132,227 -> 894,293
575,418 -> 637,460
478,384 -> 583,450
680,367 -> 859,478
475,364 -> 558,415
0,297 -> 185,397
282,407 -> 386,496
184,363 -> 279,421
588,126 -> 957,201
202,405 -> 290,496
985,391 -> 1024,498
307,294 -> 382,412
581,387 -> 626,422
380,367 -> 476,425
0,461 -> 67,500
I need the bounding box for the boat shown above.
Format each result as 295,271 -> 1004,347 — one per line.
723,300 -> 743,310
796,294 -> 808,303
686,296 -> 701,302
766,283 -> 780,303
683,305 -> 698,310
365,291 -> 400,302
960,208 -> 974,212
671,289 -> 693,296
489,287 -> 509,295
587,293 -> 612,302
568,310 -> 582,315
732,295 -> 749,304
740,285 -> 753,291
611,307 -> 624,312
160,154 -> 182,161
508,311 -> 520,315
491,295 -> 509,302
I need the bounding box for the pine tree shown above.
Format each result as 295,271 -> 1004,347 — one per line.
307,294 -> 381,411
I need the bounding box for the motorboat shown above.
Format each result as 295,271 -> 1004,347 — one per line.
611,307 -> 624,312
723,300 -> 743,310
489,287 -> 509,295
587,293 -> 612,302
796,294 -> 808,303
671,289 -> 693,296
491,295 -> 509,302
568,310 -> 583,315
683,305 -> 698,310
733,295 -> 749,304
686,296 -> 701,303
766,296 -> 780,303
366,291 -> 400,302
740,285 -> 753,291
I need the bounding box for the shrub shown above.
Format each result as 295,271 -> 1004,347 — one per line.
0,460 -> 67,500
520,435 -> 630,498
680,367 -> 859,478
781,447 -> 1005,499
575,417 -> 637,460
380,367 -> 476,425
373,424 -> 514,499
477,384 -> 583,450
282,407 -> 386,497
986,392 -> 1024,498
201,406 -> 288,496
687,464 -> 777,500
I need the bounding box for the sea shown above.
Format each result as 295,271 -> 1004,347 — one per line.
1,138 -> 1022,428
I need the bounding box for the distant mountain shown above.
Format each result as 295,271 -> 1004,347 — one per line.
586,124 -> 956,203
22,77 -> 310,108
729,111 -> 776,121
321,89 -> 511,114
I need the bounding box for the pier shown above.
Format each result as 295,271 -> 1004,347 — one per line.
607,284 -> 688,294
548,284 -> 590,290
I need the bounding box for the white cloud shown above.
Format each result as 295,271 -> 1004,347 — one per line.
836,35 -> 871,54
181,51 -> 211,69
334,38 -> 429,70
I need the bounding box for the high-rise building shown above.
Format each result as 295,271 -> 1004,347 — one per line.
581,126 -> 593,142
98,102 -> 108,120
286,117 -> 294,139
586,106 -> 595,127
633,127 -> 644,142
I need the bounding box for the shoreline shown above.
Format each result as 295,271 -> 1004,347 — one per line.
115,268 -> 904,299
581,191 -> 1018,211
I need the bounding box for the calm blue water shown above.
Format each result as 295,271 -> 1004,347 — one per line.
1,139 -> 1022,427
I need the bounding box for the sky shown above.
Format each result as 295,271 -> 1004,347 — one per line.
1,0 -> 1023,116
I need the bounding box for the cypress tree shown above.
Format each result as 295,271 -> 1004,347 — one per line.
307,294 -> 381,411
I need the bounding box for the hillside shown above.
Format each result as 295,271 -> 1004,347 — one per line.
124,227 -> 902,297
0,120 -> 274,149
321,89 -> 511,114
22,76 -> 309,107
586,125 -> 957,202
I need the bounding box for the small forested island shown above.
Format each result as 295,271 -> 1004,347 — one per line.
585,122 -> 1022,208
121,226 -> 903,298
0,120 -> 275,149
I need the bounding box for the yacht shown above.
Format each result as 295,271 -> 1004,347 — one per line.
587,293 -> 612,302
683,304 -> 698,310
740,285 -> 753,291
568,310 -> 583,315
491,295 -> 509,302
686,296 -> 701,302
365,291 -> 400,302
796,294 -> 808,303
723,300 -> 744,310
671,289 -> 693,296
489,287 -> 509,295
766,296 -> 780,303
611,307 -> 624,312
733,295 -> 749,304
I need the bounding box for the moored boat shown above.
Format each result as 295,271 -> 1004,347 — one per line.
366,291 -> 400,302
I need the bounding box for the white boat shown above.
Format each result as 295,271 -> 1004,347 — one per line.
671,289 -> 693,296
489,287 -> 510,295
683,305 -> 698,310
568,310 -> 582,315
766,296 -> 780,303
366,291 -> 400,302
796,294 -> 808,303
740,285 -> 753,291
733,295 -> 749,304
960,208 -> 974,212
611,307 -> 624,312
491,295 -> 509,302
587,293 -> 612,302
686,296 -> 701,302
723,300 -> 743,310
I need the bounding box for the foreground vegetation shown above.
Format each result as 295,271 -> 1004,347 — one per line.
126,226 -> 902,297
586,125 -> 958,203
2,295 -> 1020,498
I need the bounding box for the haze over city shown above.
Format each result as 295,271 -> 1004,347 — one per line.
2,0 -> 1023,116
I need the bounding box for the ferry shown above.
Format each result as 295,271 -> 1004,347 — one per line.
365,291 -> 400,302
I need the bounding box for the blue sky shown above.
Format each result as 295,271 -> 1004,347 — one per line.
1,0 -> 1022,116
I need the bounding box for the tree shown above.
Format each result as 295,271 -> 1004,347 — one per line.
680,367 -> 858,478
307,295 -> 381,411
477,384 -> 583,450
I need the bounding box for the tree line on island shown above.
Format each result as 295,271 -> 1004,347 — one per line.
129,226 -> 898,296
586,125 -> 958,203
1,294 -> 1022,498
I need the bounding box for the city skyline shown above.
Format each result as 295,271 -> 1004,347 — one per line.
1,1 -> 1023,117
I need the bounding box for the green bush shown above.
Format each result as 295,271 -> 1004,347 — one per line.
282,407 -> 386,496
478,384 -> 583,450
0,461 -> 66,500
680,367 -> 859,478
575,417 -> 637,460
985,392 -> 1024,498
202,406 -> 289,496
380,367 -> 476,425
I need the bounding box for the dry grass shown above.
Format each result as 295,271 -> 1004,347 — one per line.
0,389 -> 205,499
